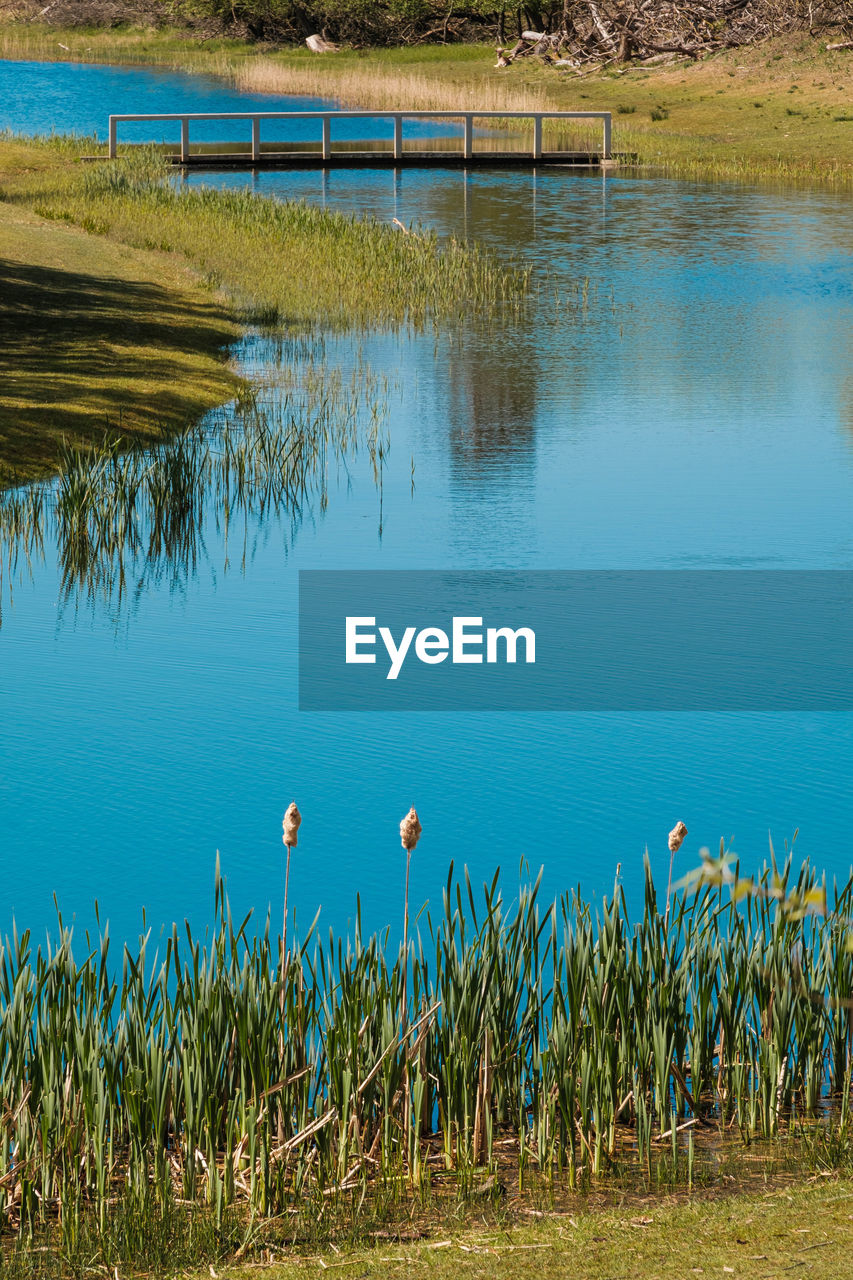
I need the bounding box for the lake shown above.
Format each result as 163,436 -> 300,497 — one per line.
2,59 -> 853,948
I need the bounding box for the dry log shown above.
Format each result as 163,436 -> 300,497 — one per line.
305,33 -> 340,52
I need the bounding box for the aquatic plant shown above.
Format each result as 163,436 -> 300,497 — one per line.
282,801 -> 301,968
0,831 -> 852,1247
7,139 -> 530,334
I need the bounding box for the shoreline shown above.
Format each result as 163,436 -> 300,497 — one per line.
0,852 -> 852,1275
0,196 -> 245,484
1,25 -> 851,188
0,131 -> 522,484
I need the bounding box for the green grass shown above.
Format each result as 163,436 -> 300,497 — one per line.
1,26 -> 852,186
220,1179 -> 853,1279
1,138 -> 528,331
0,135 -> 526,482
0,185 -> 243,483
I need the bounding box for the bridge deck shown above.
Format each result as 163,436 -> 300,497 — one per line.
106,109 -> 614,168
162,150 -> 608,169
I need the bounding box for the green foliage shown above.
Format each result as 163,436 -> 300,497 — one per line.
167,0 -> 504,43
0,850 -> 853,1248
20,144 -> 529,332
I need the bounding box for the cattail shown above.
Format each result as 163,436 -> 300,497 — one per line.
668,821 -> 688,854
283,801 -> 301,848
399,805 -> 422,1162
664,820 -> 688,930
279,802 -> 301,1147
400,806 -> 422,851
281,803 -> 301,982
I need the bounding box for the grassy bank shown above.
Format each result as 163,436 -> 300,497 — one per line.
6,1175 -> 853,1280
1,25 -> 852,185
0,184 -> 243,483
227,1180 -> 853,1280
6,1168 -> 853,1280
0,135 -> 525,482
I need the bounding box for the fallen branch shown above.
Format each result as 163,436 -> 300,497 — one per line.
283,1107 -> 337,1152
653,1117 -> 698,1143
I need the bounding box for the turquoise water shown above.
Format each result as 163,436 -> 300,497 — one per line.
2,61 -> 853,945
0,57 -> 464,144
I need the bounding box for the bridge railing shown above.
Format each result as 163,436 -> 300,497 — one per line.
107,109 -> 612,163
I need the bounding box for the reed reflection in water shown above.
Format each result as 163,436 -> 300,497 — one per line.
0,342 -> 391,614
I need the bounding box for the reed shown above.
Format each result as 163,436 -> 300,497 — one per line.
399,807 -> 422,1167
3,138 -> 530,334
231,57 -> 549,116
281,803 -> 301,967
0,833 -> 852,1251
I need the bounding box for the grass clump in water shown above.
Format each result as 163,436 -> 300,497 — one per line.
3,139 -> 529,333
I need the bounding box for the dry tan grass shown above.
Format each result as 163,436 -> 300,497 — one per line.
232,58 -> 549,114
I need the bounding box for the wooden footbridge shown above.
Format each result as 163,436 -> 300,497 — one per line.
106,109 -> 614,169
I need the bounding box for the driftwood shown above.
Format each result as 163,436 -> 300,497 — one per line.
493,1 -> 852,71
305,33 -> 340,52
496,29 -> 569,67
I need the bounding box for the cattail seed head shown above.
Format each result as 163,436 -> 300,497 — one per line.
400,806 -> 422,851
668,821 -> 688,854
283,802 -> 301,848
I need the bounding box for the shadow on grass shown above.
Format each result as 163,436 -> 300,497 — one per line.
0,253 -> 240,482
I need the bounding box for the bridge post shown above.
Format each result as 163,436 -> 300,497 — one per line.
393,114 -> 403,161
322,115 -> 331,160
603,112 -> 612,159
181,117 -> 190,163
533,115 -> 542,161
463,114 -> 473,160
252,117 -> 261,162
108,116 -> 117,159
